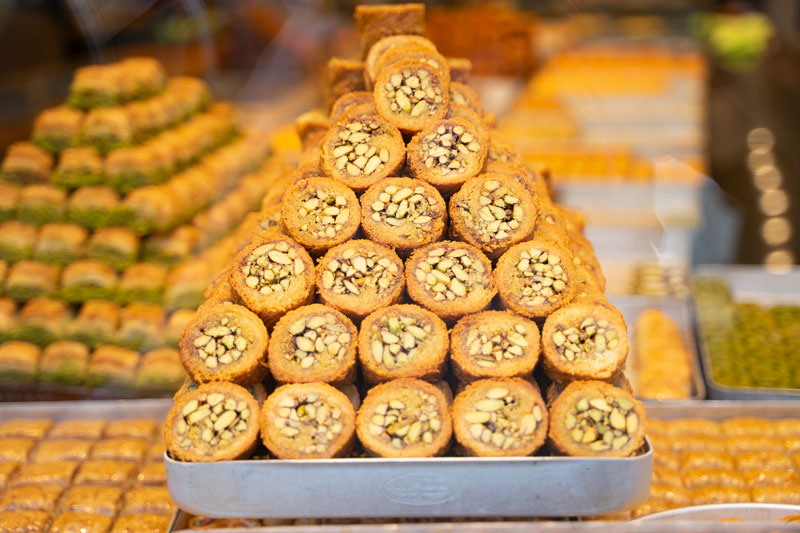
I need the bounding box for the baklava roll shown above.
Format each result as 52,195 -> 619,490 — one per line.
16,297 -> 71,346
49,418 -> 106,440
361,178 -> 445,257
17,185 -> 66,226
0,510 -> 50,532
483,160 -> 543,196
229,235 -> 315,325
180,302 -> 268,386
373,58 -> 449,134
452,378 -> 548,457
295,110 -> 329,152
0,221 -> 37,262
60,486 -> 123,516
541,301 -> 628,383
0,298 -> 17,343
0,182 -> 20,222
358,304 -> 448,384
117,302 -> 165,351
495,239 -> 577,320
450,174 -> 537,259
87,345 -> 139,387
450,311 -> 540,382
373,44 -> 448,86
449,82 -> 484,116
407,118 -> 488,196
447,57 -> 473,84
548,380 -> 646,457
364,35 -> 437,89
486,132 -> 521,165
40,340 -> 90,385
354,3 -> 426,57
357,378 -> 452,458
330,91 -> 375,122
268,304 -> 357,385
446,103 -> 483,128
32,105 -> 83,154
69,300 -> 120,348
280,177 -> 360,255
405,241 -> 496,322
260,382 -> 357,459
164,260 -> 210,311
135,347 -> 185,391
118,263 -> 167,305
0,142 -> 52,184
66,186 -> 120,230
34,223 -> 88,265
320,113 -> 405,193
164,381 -> 260,462
175,378 -> 268,407
316,239 -> 404,321
5,261 -> 60,302
87,227 -> 140,271
324,58 -> 367,112
60,260 -> 117,303
73,459 -> 136,486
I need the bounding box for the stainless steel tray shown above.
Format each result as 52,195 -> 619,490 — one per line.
0,398 -> 172,421
693,265 -> 800,400
165,440 -> 652,519
608,295 -> 705,400
643,400 -> 800,420
634,503 -> 800,523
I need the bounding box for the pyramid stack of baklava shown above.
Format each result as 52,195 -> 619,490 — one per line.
165,3 -> 646,463
0,57 -> 283,394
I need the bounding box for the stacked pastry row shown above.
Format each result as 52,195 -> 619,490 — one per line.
165,3 -> 646,463
0,416 -> 173,533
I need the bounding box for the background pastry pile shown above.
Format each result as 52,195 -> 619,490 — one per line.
165,3 -> 647,463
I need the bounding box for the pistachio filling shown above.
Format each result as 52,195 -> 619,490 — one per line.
420,124 -> 482,173
369,315 -> 431,369
465,386 -> 543,450
297,190 -> 351,239
193,316 -> 250,369
175,392 -> 251,452
369,184 -> 439,232
414,247 -> 486,302
286,313 -> 352,369
464,323 -> 528,369
384,67 -> 444,118
332,118 -> 392,177
242,240 -> 306,295
367,391 -> 443,448
320,248 -> 400,295
450,87 -> 470,107
456,179 -> 523,242
273,393 -> 344,454
514,247 -> 568,306
566,395 -> 638,452
552,316 -> 619,363
488,144 -> 515,163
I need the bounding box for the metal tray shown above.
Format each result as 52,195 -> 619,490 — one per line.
643,400 -> 800,420
635,503 -> 800,523
165,441 -> 652,519
693,265 -> 800,400
608,295 -> 705,400
0,397 -> 172,422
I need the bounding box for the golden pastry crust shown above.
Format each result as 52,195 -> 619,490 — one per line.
73,460 -> 136,486
721,417 -> 776,438
358,304 -> 448,384
49,419 -> 105,440
120,487 -> 175,516
0,484 -> 62,513
135,462 -> 166,486
679,450 -> 734,471
330,92 -> 375,122
50,512 -> 113,533
364,35 -> 436,88
260,382 -> 356,459
164,382 -> 259,462
0,419 -> 52,439
0,510 -> 51,532
373,58 -> 449,134
452,378 -> 548,457
324,58 -> 366,112
268,304 -> 357,385
752,484 -> 800,505
179,303 -> 268,386
449,82 -> 484,116
90,438 -> 148,463
690,485 -> 749,505
60,485 -> 123,516
548,380 -> 646,457
356,378 -> 452,458
0,438 -> 35,462
10,461 -> 78,488
355,3 -> 426,57
110,513 -> 171,533
682,467 -> 745,490
447,58 -> 472,85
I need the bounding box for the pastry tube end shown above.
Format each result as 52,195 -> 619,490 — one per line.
373,58 -> 450,134
355,3 -> 426,57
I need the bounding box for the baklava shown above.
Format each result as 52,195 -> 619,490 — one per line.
60,485 -> 123,516
0,298 -> 15,343
0,142 -> 52,184
40,341 -> 90,385
164,309 -> 195,347
79,107 -> 133,154
17,185 -> 66,226
87,345 -> 139,387
135,461 -> 167,486
0,484 -> 62,513
104,419 -> 158,440
324,58 -> 367,112
0,182 -> 20,222
117,302 -> 165,351
447,58 -> 472,84
34,223 -> 88,265
135,347 -> 186,391
110,513 -> 171,533
117,263 -> 167,305
0,437 -> 36,461
53,147 -> 104,190
9,461 -> 79,488
69,300 -> 120,348
0,418 -> 51,439
60,260 -> 117,303
16,297 -> 71,346
0,510 -> 51,532
354,3 -> 426,57
120,487 -> 175,516
0,221 -> 38,262
49,419 -> 106,440
364,35 -> 436,89
373,58 -> 449,134
164,260 -> 210,311
66,186 -> 120,230
330,91 -> 375,122
87,227 -> 140,270
0,341 -> 40,383
358,303 -> 448,384
91,437 -> 148,463
73,459 -> 136,486
30,439 -> 94,463
6,261 -> 60,302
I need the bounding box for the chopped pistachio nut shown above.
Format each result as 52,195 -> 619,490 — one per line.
287,313 -> 352,369
297,189 -> 351,240
274,393 -> 344,455
241,240 -> 306,295
370,315 -> 432,370
566,395 -> 638,452
367,391 -> 442,448
193,316 -> 249,369
450,87 -> 470,107
420,123 -> 481,174
488,144 -> 515,163
552,316 -> 619,363
456,179 -> 523,242
464,323 -> 529,369
515,247 -> 568,306
320,248 -> 399,295
465,386 -> 543,450
414,246 -> 486,302
384,67 -> 444,118
176,392 -> 251,452
333,118 -> 392,177
370,184 -> 439,234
